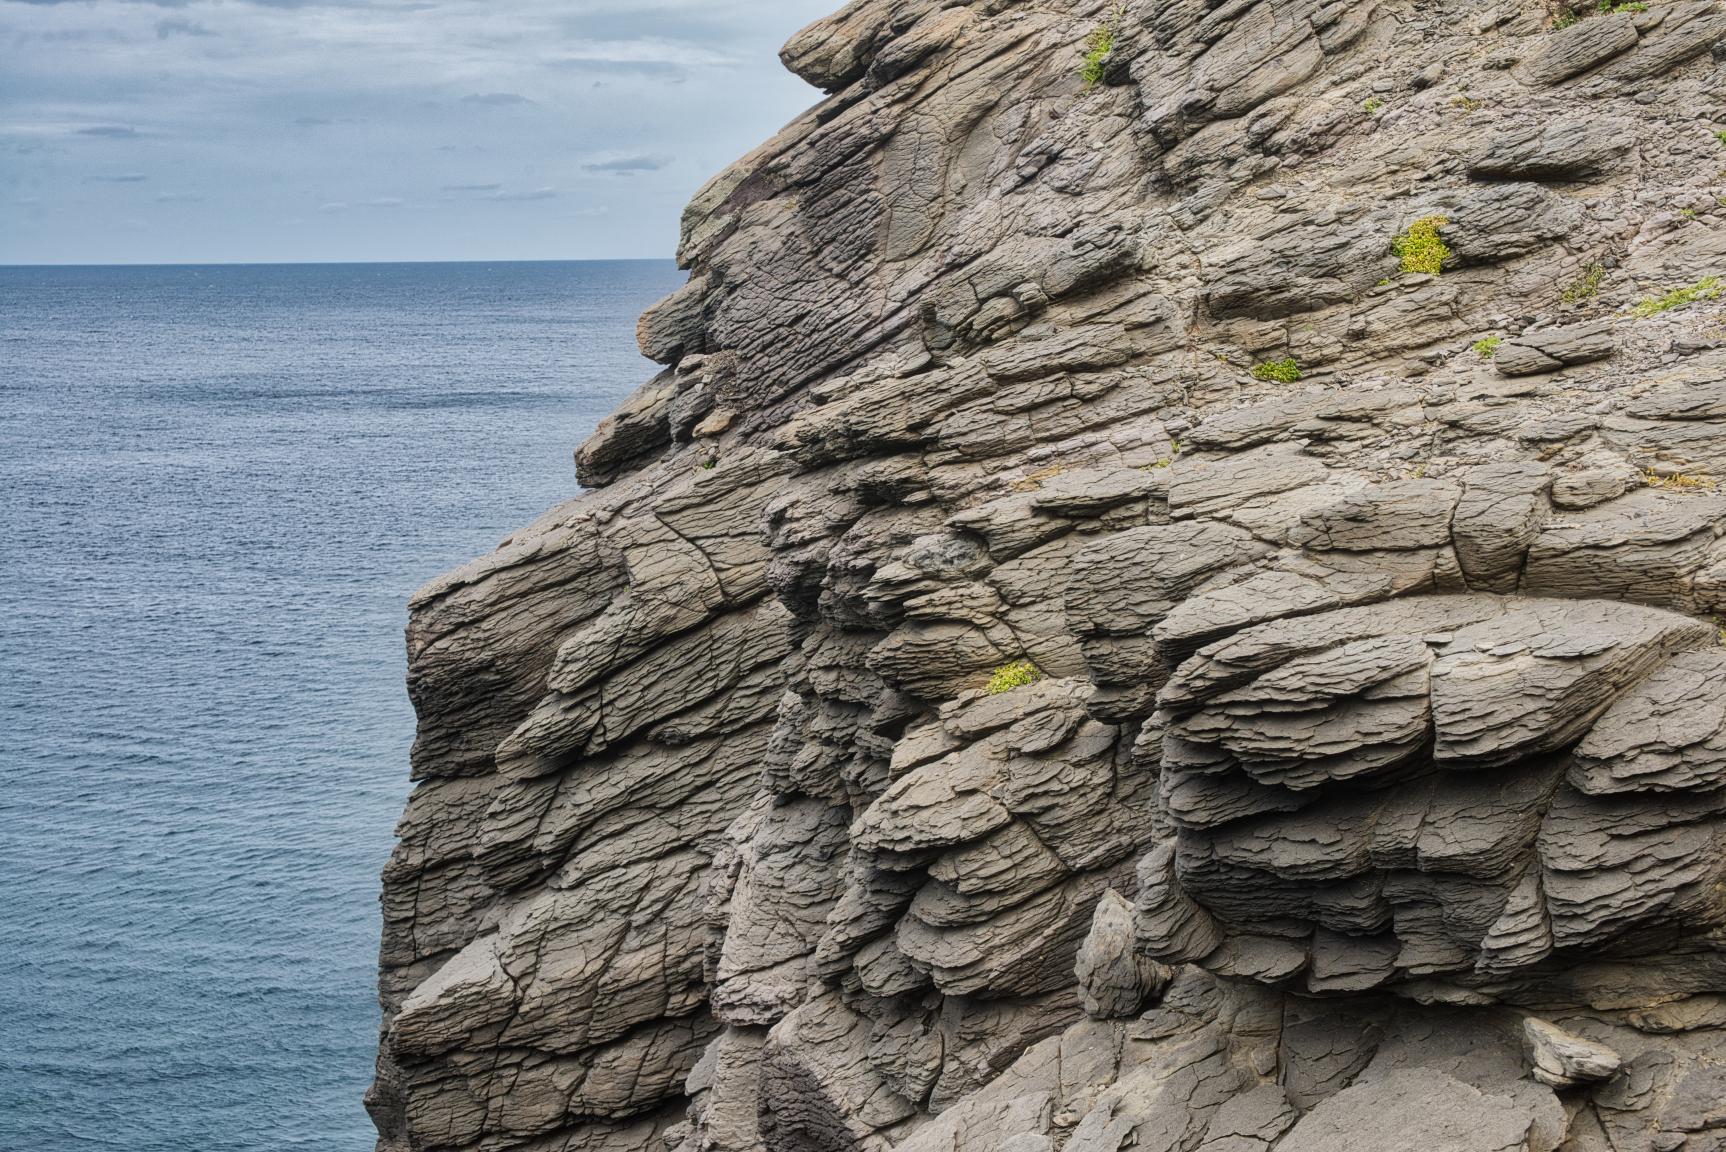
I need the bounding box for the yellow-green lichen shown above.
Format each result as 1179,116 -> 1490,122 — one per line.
1393,216 -> 1451,276
1631,276 -> 1722,319
987,660 -> 1044,695
1251,357 -> 1302,383
1562,262 -> 1606,304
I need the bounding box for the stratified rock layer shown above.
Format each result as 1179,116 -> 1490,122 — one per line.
369,1 -> 1726,1151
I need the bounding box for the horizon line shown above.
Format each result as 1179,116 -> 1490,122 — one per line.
0,256 -> 679,270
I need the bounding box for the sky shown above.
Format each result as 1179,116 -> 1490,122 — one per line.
0,0 -> 838,264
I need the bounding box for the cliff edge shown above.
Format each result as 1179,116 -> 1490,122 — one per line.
367,2 -> 1726,1150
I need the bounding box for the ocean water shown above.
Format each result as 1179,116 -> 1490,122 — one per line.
0,261 -> 686,1151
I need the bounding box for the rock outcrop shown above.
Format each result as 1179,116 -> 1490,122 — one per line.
368,1 -> 1726,1151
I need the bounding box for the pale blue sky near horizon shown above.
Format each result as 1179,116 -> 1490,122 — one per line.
0,0 -> 838,265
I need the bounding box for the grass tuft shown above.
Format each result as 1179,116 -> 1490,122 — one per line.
987,660 -> 1044,695
1631,276 -> 1722,319
1562,262 -> 1606,304
1393,216 -> 1450,276
1251,357 -> 1302,383
1081,24 -> 1115,88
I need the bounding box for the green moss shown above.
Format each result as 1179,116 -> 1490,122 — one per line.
1081,24 -> 1115,88
1251,357 -> 1302,383
1472,336 -> 1503,359
1393,216 -> 1451,276
1562,262 -> 1606,304
1363,97 -> 1385,116
1631,276 -> 1722,319
1555,0 -> 1646,24
986,660 -> 1044,695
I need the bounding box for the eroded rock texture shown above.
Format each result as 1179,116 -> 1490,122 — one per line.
369,1 -> 1726,1151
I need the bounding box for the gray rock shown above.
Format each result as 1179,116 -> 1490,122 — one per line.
1075,889 -> 1174,1018
1276,1070 -> 1550,1152
370,1 -> 1726,1148
1494,322 -> 1617,378
1518,14 -> 1640,86
1522,1017 -> 1622,1088
1467,118 -> 1635,183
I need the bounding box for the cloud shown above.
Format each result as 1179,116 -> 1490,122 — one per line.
485,186 -> 556,201
85,172 -> 148,182
551,58 -> 689,79
0,0 -> 839,262
581,153 -> 673,174
155,17 -> 213,38
313,197 -> 405,211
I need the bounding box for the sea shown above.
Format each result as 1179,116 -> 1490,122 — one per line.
0,260 -> 688,1151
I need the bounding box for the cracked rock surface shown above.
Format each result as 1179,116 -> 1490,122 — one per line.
368,1 -> 1726,1150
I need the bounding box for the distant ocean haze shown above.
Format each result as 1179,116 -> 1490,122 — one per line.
0,260 -> 685,1151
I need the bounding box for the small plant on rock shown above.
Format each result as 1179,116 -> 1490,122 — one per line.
1631,276 -> 1722,318
1364,97 -> 1385,115
1472,336 -> 1503,358
1450,95 -> 1484,113
1645,469 -> 1717,492
1142,436 -> 1183,470
1081,8 -> 1125,89
1251,357 -> 1302,383
1393,216 -> 1451,276
987,660 -> 1044,695
1555,0 -> 1646,22
1562,262 -> 1606,304
1714,130 -> 1726,147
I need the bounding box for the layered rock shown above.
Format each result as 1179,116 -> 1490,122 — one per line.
370,1 -> 1726,1151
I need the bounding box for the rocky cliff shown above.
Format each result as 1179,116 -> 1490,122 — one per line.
365,2 -> 1726,1150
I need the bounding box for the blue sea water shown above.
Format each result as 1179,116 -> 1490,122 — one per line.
0,261 -> 686,1151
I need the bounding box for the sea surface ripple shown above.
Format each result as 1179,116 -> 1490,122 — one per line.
0,260 -> 685,1151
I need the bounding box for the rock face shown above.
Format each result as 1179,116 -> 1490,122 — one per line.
367,2 -> 1726,1151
